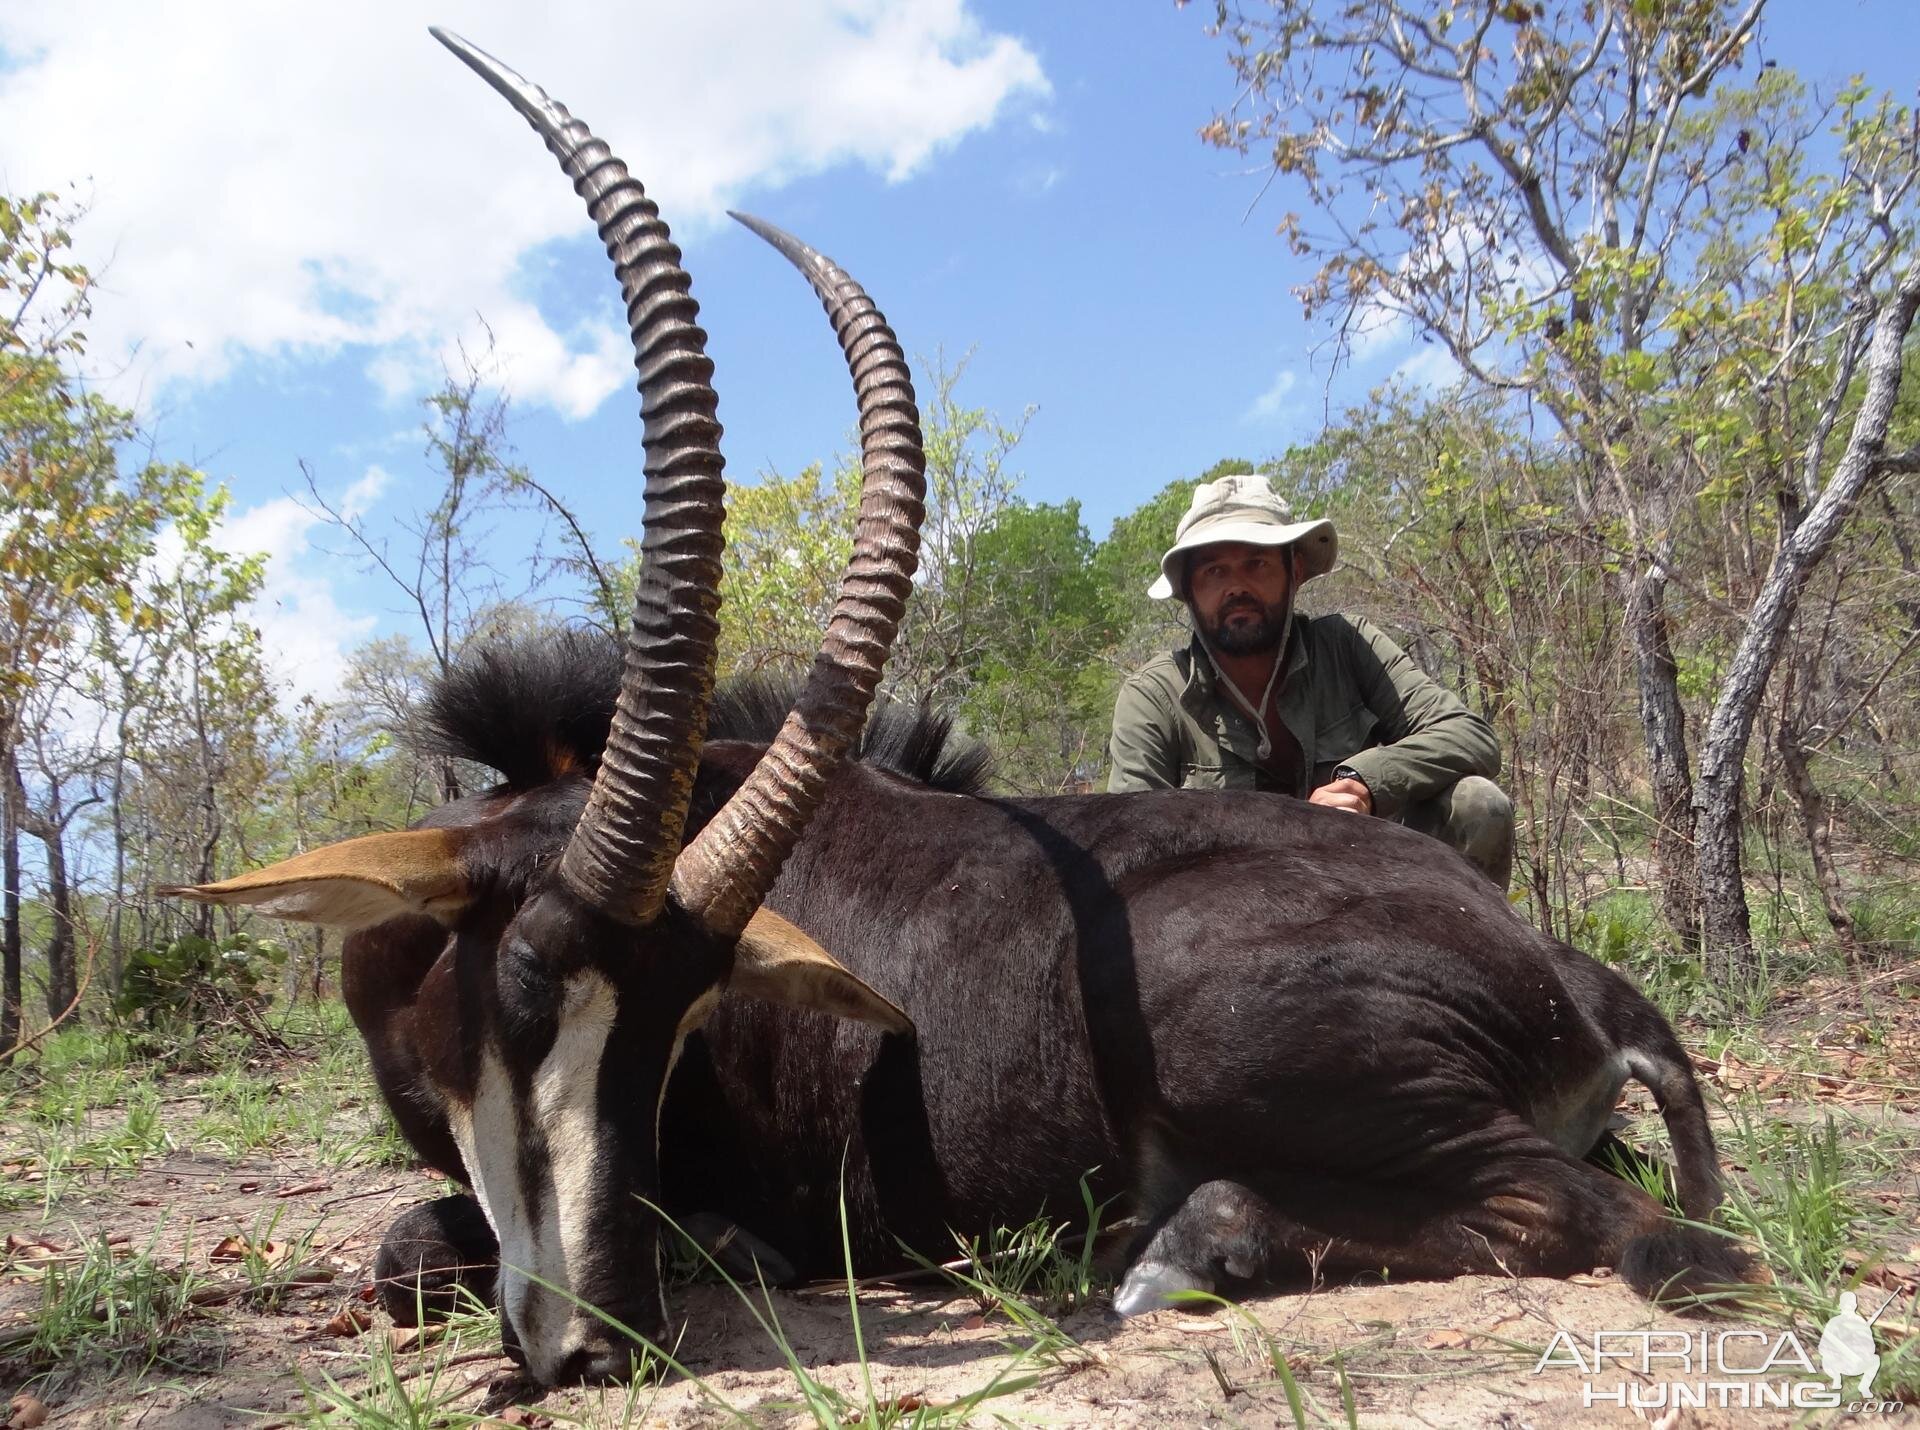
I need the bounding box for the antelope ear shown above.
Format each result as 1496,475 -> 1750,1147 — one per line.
159,829 -> 472,930
727,908 -> 913,1035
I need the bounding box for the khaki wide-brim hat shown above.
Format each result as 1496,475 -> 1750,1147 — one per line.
1147,473 -> 1337,599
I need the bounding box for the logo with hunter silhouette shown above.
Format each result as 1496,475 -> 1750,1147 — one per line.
1818,1292 -> 1881,1397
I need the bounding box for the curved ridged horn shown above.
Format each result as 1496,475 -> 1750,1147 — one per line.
670,215 -> 927,938
432,29 -> 726,926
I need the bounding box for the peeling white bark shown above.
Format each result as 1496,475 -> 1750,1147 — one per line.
1693,261 -> 1920,964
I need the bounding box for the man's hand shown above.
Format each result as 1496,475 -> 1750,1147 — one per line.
1308,777 -> 1372,815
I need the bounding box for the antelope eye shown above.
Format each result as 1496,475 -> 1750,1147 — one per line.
498,936 -> 560,1026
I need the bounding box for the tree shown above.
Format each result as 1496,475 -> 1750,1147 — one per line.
305,346 -> 613,801
5,708 -> 100,1019
963,499 -> 1116,791
886,356 -> 1037,707
1198,1 -> 1920,969
645,356 -> 1073,776
703,461 -> 857,676
1274,388 -> 1635,937
0,190 -> 194,1045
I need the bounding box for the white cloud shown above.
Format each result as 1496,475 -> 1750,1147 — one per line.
339,466 -> 391,523
0,1 -> 1047,418
1244,367 -> 1298,422
218,478 -> 385,706
1019,165 -> 1065,195
1345,221 -> 1558,373
1390,344 -> 1462,393
1345,299 -> 1413,363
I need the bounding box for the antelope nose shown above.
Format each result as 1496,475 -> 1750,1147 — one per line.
554,1342 -> 645,1385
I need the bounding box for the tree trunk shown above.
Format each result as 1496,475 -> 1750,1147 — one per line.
1695,263 -> 1920,973
1625,567 -> 1700,945
310,928 -> 329,1003
39,820 -> 75,1021
1,775 -> 20,1055
6,753 -> 81,1021
1775,699 -> 1855,952
109,736 -> 130,996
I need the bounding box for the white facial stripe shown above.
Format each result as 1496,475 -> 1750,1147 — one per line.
447,1054 -> 532,1344
528,970 -> 618,1371
453,970 -> 618,1384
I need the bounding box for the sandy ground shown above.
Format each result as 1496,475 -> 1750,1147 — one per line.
1,968 -> 1914,1427
0,1146 -> 1896,1429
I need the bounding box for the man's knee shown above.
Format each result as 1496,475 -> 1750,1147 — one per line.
1450,776 -> 1512,831
1401,776 -> 1514,886
1446,776 -> 1514,887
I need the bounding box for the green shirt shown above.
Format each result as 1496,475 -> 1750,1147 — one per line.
1105,615 -> 1500,816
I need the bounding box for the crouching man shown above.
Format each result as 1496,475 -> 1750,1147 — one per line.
1107,473 -> 1515,888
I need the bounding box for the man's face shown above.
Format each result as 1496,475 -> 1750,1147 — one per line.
1187,541 -> 1297,655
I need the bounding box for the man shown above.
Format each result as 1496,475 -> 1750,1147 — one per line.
1107,473 -> 1515,887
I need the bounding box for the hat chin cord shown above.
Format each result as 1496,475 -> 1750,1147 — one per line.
1198,604 -> 1294,762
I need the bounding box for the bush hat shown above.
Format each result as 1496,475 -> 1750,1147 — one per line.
1147,473 -> 1338,599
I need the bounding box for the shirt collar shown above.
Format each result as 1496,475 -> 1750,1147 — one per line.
1179,621 -> 1308,703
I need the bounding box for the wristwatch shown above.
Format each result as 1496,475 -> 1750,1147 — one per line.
1332,764 -> 1367,788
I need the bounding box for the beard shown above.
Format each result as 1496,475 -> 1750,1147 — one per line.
1205,596 -> 1290,655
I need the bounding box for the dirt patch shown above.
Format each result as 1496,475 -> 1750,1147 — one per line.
1,1159 -> 1849,1428
1,1151 -> 441,1428
4,991 -> 1917,1427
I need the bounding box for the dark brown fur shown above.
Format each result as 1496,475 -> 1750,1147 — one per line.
351,636 -> 1748,1371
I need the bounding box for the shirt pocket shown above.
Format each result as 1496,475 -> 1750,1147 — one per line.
1180,762 -> 1227,791
1315,704 -> 1379,769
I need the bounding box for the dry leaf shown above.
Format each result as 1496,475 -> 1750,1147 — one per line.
322,1306 -> 372,1337
208,1235 -> 289,1266
4,1234 -> 64,1263
498,1410 -> 552,1428
1865,1262 -> 1920,1291
1421,1328 -> 1472,1350
238,1181 -> 260,1194
959,1313 -> 986,1331
389,1322 -> 447,1353
8,1394 -> 49,1429
276,1178 -> 332,1199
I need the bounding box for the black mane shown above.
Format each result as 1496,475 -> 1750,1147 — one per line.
416,629 -> 992,796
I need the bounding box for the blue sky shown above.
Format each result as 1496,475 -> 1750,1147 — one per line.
5,0 -> 1916,704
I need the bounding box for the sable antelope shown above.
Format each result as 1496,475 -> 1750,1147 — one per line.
168,31 -> 1751,1387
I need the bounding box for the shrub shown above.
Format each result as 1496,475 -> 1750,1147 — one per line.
115,932 -> 286,1043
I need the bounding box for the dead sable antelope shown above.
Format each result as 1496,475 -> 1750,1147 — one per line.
167,31 -> 1753,1388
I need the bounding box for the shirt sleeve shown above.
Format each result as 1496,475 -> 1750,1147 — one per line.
1336,617 -> 1501,816
1106,676 -> 1183,792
